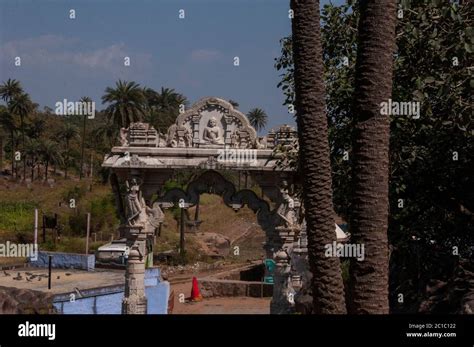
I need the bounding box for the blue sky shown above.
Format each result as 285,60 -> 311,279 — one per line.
0,0 -> 344,133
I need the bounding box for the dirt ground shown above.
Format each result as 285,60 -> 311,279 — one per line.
0,267 -> 124,294
169,280 -> 271,314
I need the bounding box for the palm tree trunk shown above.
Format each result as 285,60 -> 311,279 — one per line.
79,114 -> 86,180
348,0 -> 397,314
291,0 -> 346,314
65,139 -> 69,179
45,161 -> 49,181
0,136 -> 3,171
11,132 -> 15,179
21,115 -> 26,180
10,131 -> 15,177
31,159 -> 34,180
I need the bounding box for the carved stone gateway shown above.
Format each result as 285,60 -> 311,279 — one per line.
103,97 -> 309,314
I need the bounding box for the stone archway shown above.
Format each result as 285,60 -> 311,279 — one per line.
154,171 -> 278,258
102,97 -> 304,314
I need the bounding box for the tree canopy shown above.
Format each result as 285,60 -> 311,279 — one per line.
275,0 -> 473,312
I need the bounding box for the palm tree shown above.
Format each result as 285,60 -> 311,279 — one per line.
348,0 -> 397,314
27,116 -> 46,139
143,86 -> 187,133
0,127 -> 3,171
290,0 -> 346,313
142,87 -> 160,114
0,79 -> 23,177
0,106 -> 12,173
0,106 -> 7,170
58,123 -> 78,179
40,139 -> 63,181
24,138 -> 40,180
157,87 -> 186,110
0,111 -> 17,176
8,92 -> 33,180
228,100 -> 239,109
79,96 -> 92,180
92,120 -> 119,149
0,79 -> 22,103
102,80 -> 146,129
246,108 -> 268,132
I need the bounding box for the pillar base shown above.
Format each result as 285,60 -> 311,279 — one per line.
122,295 -> 147,315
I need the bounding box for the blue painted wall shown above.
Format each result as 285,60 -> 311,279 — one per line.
53,268 -> 170,314
30,251 -> 95,271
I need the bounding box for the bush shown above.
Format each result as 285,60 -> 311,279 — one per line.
62,185 -> 87,205
0,201 -> 37,232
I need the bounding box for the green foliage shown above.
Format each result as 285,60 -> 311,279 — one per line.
89,194 -> 119,233
143,87 -> 187,134
0,201 -> 37,231
67,193 -> 119,236
275,0 -> 473,311
102,80 -> 146,129
62,185 -> 87,204
246,108 -> 268,132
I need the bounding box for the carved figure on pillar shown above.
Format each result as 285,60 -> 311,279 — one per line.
125,179 -> 146,226
125,178 -> 164,232
120,127 -> 129,146
122,178 -> 164,315
277,180 -> 298,227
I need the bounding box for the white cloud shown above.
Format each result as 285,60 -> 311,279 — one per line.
0,35 -> 152,74
190,48 -> 222,63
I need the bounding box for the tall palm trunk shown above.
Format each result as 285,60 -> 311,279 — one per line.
65,138 -> 69,179
11,131 -> 15,178
79,114 -> 86,180
348,0 -> 397,314
31,159 -> 34,181
20,115 -> 26,180
44,161 -> 49,181
0,136 -> 3,171
291,0 -> 346,314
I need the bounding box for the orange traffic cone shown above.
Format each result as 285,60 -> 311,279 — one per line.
190,276 -> 203,302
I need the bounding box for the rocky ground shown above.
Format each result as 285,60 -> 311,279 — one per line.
0,286 -> 55,314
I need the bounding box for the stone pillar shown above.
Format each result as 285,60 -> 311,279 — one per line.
122,227 -> 148,314
290,227 -> 307,291
192,115 -> 200,147
270,225 -> 300,314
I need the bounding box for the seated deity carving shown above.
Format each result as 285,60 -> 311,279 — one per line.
202,117 -> 224,145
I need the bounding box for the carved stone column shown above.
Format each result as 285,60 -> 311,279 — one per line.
122,226 -> 148,314
121,178 -> 164,314
270,180 -> 304,314
270,224 -> 301,314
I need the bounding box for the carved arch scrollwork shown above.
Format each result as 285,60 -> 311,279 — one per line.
153,170 -> 281,240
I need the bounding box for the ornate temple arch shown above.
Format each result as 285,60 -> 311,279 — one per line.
103,97 -> 305,314
173,97 -> 258,148
153,170 -> 281,256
